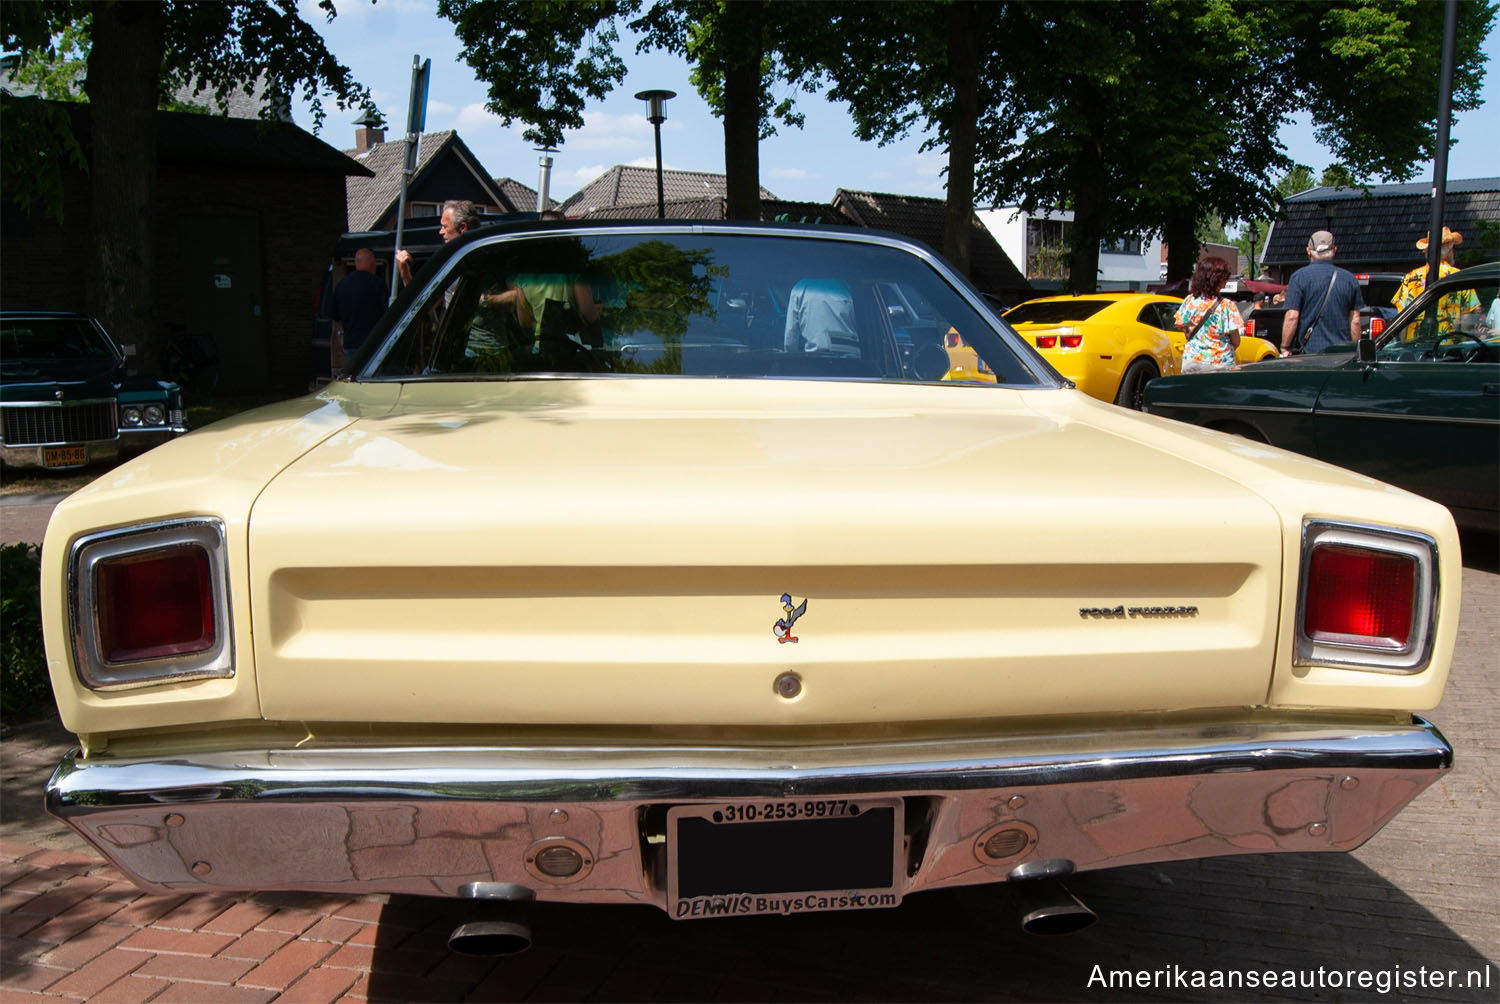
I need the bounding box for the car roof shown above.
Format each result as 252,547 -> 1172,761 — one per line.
0,311 -> 95,320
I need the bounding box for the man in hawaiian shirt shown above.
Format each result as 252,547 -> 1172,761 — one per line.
1392,227 -> 1481,334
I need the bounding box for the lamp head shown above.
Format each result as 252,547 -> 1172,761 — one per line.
634,88 -> 676,124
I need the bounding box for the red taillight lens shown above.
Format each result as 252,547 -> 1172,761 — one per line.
1369,317 -> 1385,337
946,332 -> 963,348
1035,335 -> 1058,348
1304,545 -> 1415,648
96,546 -> 215,662
1245,319 -> 1256,338
1061,334 -> 1082,348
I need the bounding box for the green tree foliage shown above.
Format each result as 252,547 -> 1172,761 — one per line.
2,0 -> 373,379
807,0 -> 1492,291
440,0 -> 824,220
0,544 -> 52,722
436,0 -> 632,149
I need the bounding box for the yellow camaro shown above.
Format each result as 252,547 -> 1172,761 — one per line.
1003,293 -> 1186,409
1005,294 -> 1278,408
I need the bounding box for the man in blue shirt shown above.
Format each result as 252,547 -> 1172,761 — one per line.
1280,230 -> 1363,356
331,248 -> 388,371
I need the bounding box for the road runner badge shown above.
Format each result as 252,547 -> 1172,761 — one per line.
774,594 -> 807,643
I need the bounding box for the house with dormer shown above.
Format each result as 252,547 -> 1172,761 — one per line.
342,116 -> 518,231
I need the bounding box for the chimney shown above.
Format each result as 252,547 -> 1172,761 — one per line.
354,107 -> 386,153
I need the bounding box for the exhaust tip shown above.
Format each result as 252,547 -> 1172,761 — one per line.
448,918 -> 533,957
1020,899 -> 1097,936
450,883 -> 536,955
1012,878 -> 1097,936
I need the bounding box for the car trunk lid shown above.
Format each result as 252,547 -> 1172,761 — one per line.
249,380 -> 1283,726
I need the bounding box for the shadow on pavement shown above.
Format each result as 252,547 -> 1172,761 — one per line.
363,854 -> 1497,1003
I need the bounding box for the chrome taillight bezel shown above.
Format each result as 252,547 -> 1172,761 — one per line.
1294,520 -> 1438,674
68,519 -> 235,690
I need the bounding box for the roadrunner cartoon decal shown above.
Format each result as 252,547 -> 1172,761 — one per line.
774,594 -> 808,643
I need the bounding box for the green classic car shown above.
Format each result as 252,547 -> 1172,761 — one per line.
1,311 -> 188,470
1145,262 -> 1499,535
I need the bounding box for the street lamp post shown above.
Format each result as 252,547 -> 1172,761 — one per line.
634,89 -> 676,218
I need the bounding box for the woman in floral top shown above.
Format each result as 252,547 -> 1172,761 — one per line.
1173,257 -> 1243,372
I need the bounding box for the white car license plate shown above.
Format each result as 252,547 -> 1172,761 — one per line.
666,798 -> 904,919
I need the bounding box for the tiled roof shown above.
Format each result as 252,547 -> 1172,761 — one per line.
22,99 -> 371,177
343,131 -> 514,231
1262,177 -> 1500,271
834,189 -> 1033,302
577,197 -> 854,224
496,177 -> 557,212
559,166 -> 777,216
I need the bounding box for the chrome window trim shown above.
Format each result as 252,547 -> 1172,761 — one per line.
68,518 -> 234,690
357,223 -> 1061,388
1295,520 -> 1438,674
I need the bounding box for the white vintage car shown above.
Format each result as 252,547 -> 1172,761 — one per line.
42,221 -> 1456,951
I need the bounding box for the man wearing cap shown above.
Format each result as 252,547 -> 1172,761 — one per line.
1280,230 -> 1363,357
1392,228 -> 1479,332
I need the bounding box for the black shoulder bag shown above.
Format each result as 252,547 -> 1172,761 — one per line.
1292,269 -> 1339,354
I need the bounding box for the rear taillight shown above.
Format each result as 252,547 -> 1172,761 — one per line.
1305,546 -> 1415,648
69,520 -> 234,690
946,332 -> 963,348
1060,334 -> 1082,348
1296,521 -> 1437,673
96,547 -> 215,662
1035,335 -> 1058,348
1245,319 -> 1256,338
1369,317 -> 1385,337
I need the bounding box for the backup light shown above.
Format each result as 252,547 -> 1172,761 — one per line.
69,519 -> 234,690
1295,521 -> 1437,674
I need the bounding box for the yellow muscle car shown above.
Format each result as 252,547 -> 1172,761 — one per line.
42,222 -> 1457,953
1003,293 -> 1184,408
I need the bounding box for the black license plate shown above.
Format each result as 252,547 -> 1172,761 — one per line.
666,798 -> 903,919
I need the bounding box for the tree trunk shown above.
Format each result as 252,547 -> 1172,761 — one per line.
722,0 -> 763,221
1067,139 -> 1106,294
943,2 -> 979,277
1163,209 -> 1198,283
84,1 -> 163,378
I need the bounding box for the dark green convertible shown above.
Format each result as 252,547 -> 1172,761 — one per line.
1145,262 -> 1498,535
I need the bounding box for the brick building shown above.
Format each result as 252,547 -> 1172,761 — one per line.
1,101 -> 372,394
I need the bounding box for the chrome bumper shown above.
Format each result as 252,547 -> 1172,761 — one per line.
46,717 -> 1451,910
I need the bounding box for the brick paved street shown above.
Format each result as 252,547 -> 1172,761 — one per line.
3,544 -> 1496,1000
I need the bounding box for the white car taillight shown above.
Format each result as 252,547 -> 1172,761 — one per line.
68,519 -> 234,690
1295,521 -> 1438,674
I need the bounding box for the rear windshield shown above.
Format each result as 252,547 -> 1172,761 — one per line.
1003,300 -> 1111,324
363,232 -> 1044,387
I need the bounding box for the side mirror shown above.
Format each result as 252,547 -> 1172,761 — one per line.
1357,338 -> 1377,365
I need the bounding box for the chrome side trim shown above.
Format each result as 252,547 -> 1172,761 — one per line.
1314,408 -> 1498,427
46,718 -> 1451,906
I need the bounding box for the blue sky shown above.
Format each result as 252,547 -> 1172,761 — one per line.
295,0 -> 1499,209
